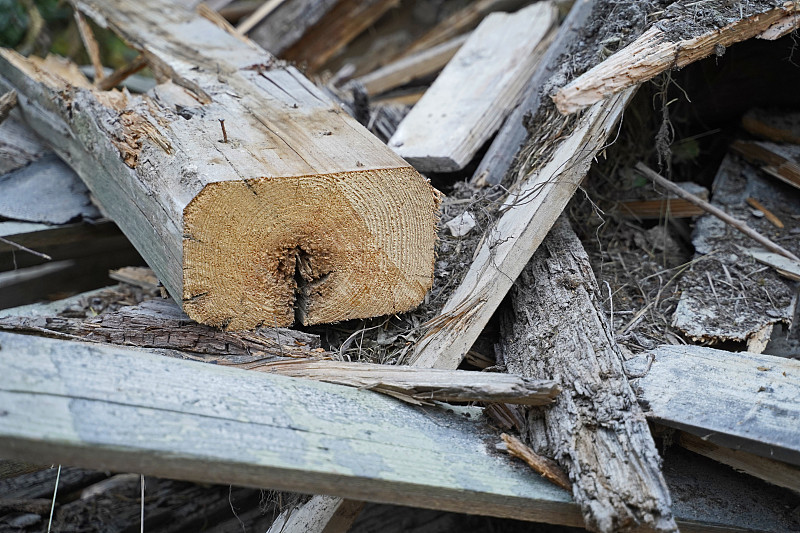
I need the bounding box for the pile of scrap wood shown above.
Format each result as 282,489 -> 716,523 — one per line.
0,0 -> 799,532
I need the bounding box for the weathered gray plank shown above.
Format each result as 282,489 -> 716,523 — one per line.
0,332 -> 793,531
0,331 -> 583,526
629,344 -> 800,466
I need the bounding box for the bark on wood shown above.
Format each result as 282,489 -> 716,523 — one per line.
280,0 -> 400,74
407,88 -> 636,370
0,0 -> 439,330
471,0 -> 595,187
356,33 -> 468,97
553,2 -> 800,114
389,2 -> 557,172
0,298 -> 560,407
671,152 -> 799,346
628,344 -> 800,467
498,217 -> 676,533
267,496 -> 366,533
676,431 -> 800,493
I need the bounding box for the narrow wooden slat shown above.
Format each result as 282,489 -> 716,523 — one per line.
630,344 -> 800,466
408,88 -> 636,370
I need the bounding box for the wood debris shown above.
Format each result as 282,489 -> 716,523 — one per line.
2,0 -> 800,532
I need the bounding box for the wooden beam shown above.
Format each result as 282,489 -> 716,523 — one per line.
389,2 -> 557,172
407,87 -> 637,370
499,217 -> 677,533
676,431 -> 800,494
553,2 -> 800,115
0,0 -> 439,330
357,33 -> 468,97
629,344 -> 800,467
280,0 -> 400,74
0,89 -> 16,125
0,331 -> 787,531
471,0 -> 595,187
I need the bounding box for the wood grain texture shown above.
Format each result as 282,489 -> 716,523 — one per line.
249,358 -> 561,406
389,2 -> 557,172
471,0 -> 595,187
408,88 -> 636,370
0,331 -> 587,526
630,344 -> 800,467
499,217 -> 676,533
553,2 -> 800,114
0,0 -> 439,330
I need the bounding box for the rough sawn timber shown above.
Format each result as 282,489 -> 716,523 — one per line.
630,344 -> 800,467
407,87 -> 637,370
0,0 -> 439,330
389,2 -> 557,172
553,1 -> 800,114
498,217 -> 676,533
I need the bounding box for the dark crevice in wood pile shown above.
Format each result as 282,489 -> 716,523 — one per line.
498,217 -> 676,533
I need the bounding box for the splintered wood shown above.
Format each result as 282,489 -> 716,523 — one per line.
553,1 -> 800,114
0,0 -> 439,330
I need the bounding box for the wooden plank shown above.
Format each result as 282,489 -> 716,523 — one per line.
389,2 -> 557,172
553,2 -> 800,114
247,0 -> 339,55
0,331 -> 790,532
629,344 -> 800,467
0,330 -> 587,526
676,431 -> 800,493
0,0 -> 439,330
407,88 -> 637,370
498,217 -> 677,533
471,0 -> 595,187
742,108 -> 800,145
280,0 -> 400,74
0,298 -> 559,407
731,140 -> 800,190
357,33 -> 468,97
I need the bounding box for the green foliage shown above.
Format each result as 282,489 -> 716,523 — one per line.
0,0 -> 29,48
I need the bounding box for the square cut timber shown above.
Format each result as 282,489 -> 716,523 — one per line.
0,0 -> 440,330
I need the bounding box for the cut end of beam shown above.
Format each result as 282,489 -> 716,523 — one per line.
182,168 -> 440,330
